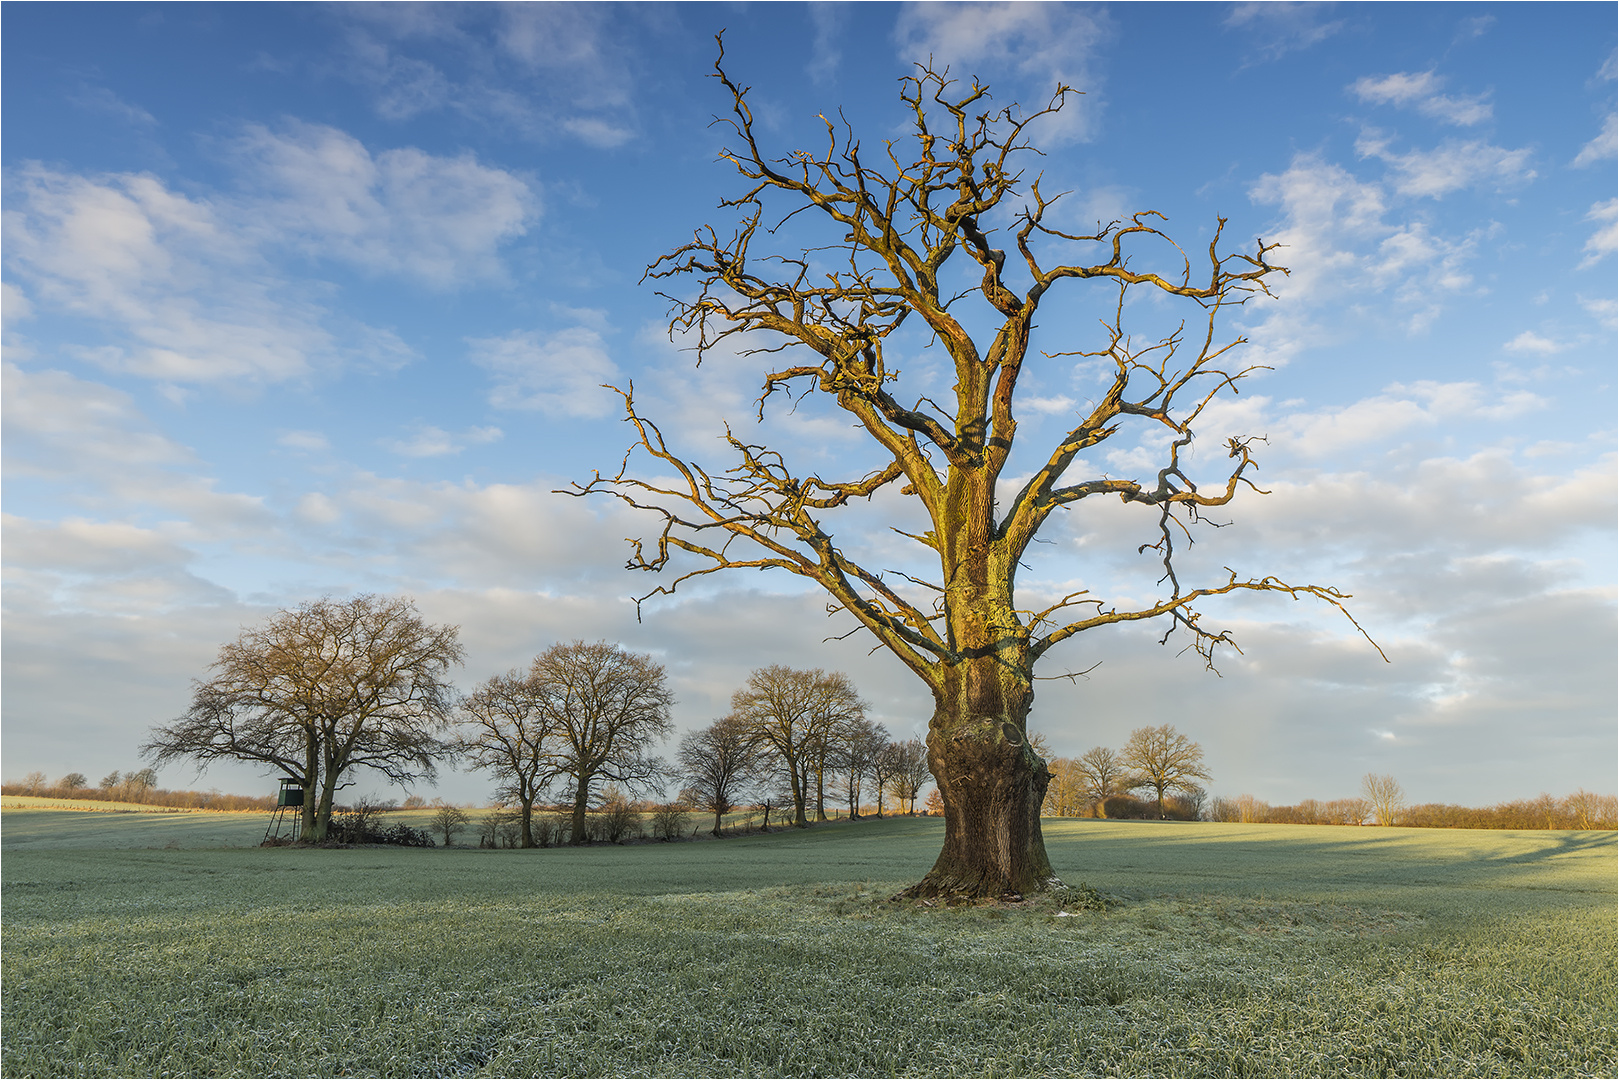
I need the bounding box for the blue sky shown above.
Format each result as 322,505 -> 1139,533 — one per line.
4,2 -> 1614,808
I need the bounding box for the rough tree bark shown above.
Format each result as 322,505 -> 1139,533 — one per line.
566,42 -> 1380,898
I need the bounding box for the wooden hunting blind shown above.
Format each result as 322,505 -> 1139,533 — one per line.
263,778 -> 305,843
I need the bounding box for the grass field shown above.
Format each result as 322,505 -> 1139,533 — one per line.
3,811 -> 1613,1078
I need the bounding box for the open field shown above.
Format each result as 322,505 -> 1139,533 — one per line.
3,813 -> 1614,1078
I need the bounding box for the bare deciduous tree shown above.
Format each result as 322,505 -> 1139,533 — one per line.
143,595 -> 462,841
830,716 -> 890,820
1361,773 -> 1405,826
729,666 -> 865,828
529,641 -> 673,844
1077,746 -> 1130,816
431,803 -> 469,846
568,45 -> 1379,898
678,715 -> 764,836
21,771 -> 47,795
457,668 -> 558,847
1121,725 -> 1212,819
890,738 -> 933,813
1041,758 -> 1087,817
56,772 -> 88,792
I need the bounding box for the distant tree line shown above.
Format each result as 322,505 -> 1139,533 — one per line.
1207,774 -> 1617,831
3,768 -> 276,811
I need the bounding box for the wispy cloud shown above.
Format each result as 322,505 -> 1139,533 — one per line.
381,423 -> 505,458
1355,131 -> 1535,198
1351,71 -> 1492,126
1579,198 -> 1617,267
231,121 -> 537,288
1572,112 -> 1618,167
331,5 -> 640,148
1224,2 -> 1345,64
468,326 -> 620,417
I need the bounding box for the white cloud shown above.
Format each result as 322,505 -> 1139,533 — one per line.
381,423 -> 504,458
3,165 -> 350,384
1503,331 -> 1571,356
1572,112 -> 1617,167
1579,295 -> 1617,329
468,326 -> 621,417
893,3 -> 1113,143
4,122 -> 531,386
1356,132 -> 1535,198
295,492 -> 342,526
232,121 -> 537,287
1243,154 -> 1482,364
2,364 -> 273,537
1579,198 -> 1617,267
1350,71 -> 1492,125
1,281 -> 33,323
383,424 -> 461,458
2,514 -> 192,576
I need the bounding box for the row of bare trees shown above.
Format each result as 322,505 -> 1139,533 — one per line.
142,595 -> 930,845
1042,725 -> 1212,820
676,666 -> 932,836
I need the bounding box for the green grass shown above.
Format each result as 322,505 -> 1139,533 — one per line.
3,813 -> 1614,1077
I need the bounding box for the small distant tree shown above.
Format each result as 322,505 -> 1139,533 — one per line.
830,717 -> 890,820
1566,789 -> 1615,831
477,809 -> 510,848
924,788 -> 944,815
1334,797 -> 1371,825
1169,783 -> 1207,820
869,741 -> 906,818
431,804 -> 469,846
1361,773 -> 1405,826
1121,725 -> 1212,819
123,767 -> 158,803
594,786 -> 643,843
402,794 -> 427,809
677,715 -> 763,836
1235,793 -> 1269,823
1041,758 -> 1089,817
650,800 -> 689,841
890,739 -> 932,814
1073,746 -> 1130,816
20,771 -> 47,795
57,772 -> 87,792
99,771 -> 121,792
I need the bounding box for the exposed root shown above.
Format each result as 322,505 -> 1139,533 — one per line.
895,872 -> 1068,904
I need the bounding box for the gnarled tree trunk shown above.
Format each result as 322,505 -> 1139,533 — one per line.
904,653 -> 1058,898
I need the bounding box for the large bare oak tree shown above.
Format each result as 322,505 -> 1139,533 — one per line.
144,594 -> 462,841
569,44 -> 1377,897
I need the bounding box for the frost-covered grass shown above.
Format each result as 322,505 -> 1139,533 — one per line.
3,815 -> 1613,1077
